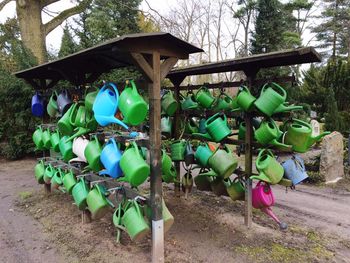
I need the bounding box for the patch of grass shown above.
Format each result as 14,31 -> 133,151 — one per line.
18,191 -> 32,200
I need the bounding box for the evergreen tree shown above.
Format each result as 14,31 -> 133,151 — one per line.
324,88 -> 341,131
58,25 -> 78,58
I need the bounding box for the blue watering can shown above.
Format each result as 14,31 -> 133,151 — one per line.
92,82 -> 129,130
31,91 -> 44,117
282,155 -> 308,186
99,138 -> 123,178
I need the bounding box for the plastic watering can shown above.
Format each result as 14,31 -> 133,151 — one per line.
93,82 -> 129,130
210,176 -> 229,196
119,141 -> 150,187
99,138 -> 123,178
254,119 -> 292,150
162,150 -> 177,183
47,91 -> 58,118
86,184 -> 114,220
282,155 -> 308,185
198,118 -> 207,134
58,104 -> 75,136
236,86 -> 256,111
213,92 -> 233,111
195,143 -> 213,167
84,135 -> 102,172
119,80 -> 148,125
57,90 -> 72,115
185,118 -> 199,134
84,87 -> 99,112
194,169 -> 216,191
34,160 -> 45,184
193,113 -> 231,142
208,145 -> 238,179
59,136 -> 75,162
122,200 -> 150,241
31,91 -> 44,117
252,149 -> 284,184
254,82 -> 288,117
62,169 -> 77,194
161,116 -> 172,133
32,127 -> 44,150
170,140 -> 186,161
42,129 -> 51,149
161,90 -> 178,116
261,206 -> 288,230
273,102 -> 303,114
181,171 -> 193,198
70,136 -> 89,163
72,177 -> 89,210
252,181 -> 274,208
51,168 -> 64,189
284,118 -> 330,153
180,92 -> 198,110
50,130 -> 60,152
184,142 -> 195,166
43,164 -> 56,184
144,199 -> 174,233
195,87 -> 215,108
225,177 -> 245,201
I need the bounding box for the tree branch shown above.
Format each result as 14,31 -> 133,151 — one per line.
0,0 -> 13,12
44,0 -> 92,35
41,0 -> 60,8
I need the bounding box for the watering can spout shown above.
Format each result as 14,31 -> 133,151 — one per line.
66,127 -> 90,142
307,131 -> 331,147
250,172 -> 273,184
192,132 -> 213,141
95,115 -> 129,130
271,139 -> 293,151
274,103 -> 303,114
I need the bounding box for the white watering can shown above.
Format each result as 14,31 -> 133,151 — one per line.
69,136 -> 89,163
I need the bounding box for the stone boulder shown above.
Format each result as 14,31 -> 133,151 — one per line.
319,131 -> 344,183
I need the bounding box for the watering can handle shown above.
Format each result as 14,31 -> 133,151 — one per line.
292,118 -> 311,129
260,83 -> 269,96
102,82 -> 119,102
69,102 -> 78,126
107,138 -> 118,149
293,155 -> 306,171
271,82 -> 287,100
239,85 -> 250,94
257,148 -> 274,160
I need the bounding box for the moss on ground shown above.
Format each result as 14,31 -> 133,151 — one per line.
18,191 -> 33,200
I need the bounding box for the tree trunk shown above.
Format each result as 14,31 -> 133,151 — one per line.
16,0 -> 47,63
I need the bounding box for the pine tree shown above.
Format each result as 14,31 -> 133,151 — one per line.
58,25 -> 78,58
325,88 -> 341,131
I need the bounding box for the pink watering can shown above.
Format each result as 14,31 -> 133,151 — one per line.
252,181 -> 287,230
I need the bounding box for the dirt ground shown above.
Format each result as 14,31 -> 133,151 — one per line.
1,158 -> 350,263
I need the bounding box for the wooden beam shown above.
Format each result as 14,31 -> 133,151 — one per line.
148,51 -> 164,263
160,57 -> 178,81
131,52 -> 154,82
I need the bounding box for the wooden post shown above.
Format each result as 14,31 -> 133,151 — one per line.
149,51 -> 164,263
44,183 -> 51,194
82,210 -> 92,224
169,76 -> 185,197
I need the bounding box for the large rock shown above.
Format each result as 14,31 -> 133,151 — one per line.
319,131 -> 344,183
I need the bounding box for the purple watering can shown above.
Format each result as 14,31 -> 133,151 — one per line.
31,92 -> 44,117
92,82 -> 129,130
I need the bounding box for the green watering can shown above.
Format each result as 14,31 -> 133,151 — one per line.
162,150 -> 177,183
67,102 -> 98,141
255,119 -> 292,151
32,127 -> 44,150
50,130 -> 60,152
84,87 -> 99,112
213,92 -> 233,111
194,169 -> 216,191
193,113 -> 231,142
254,83 -> 302,116
251,149 -> 284,184
236,86 -> 256,111
195,86 -> 215,108
195,143 -> 213,167
72,177 -> 89,210
43,164 -> 56,184
42,129 -> 51,149
208,145 -> 238,179
185,118 -> 199,134
58,104 -> 75,136
47,91 -> 58,118
162,90 -> 178,116
51,167 -> 64,189
180,92 -> 198,110
119,80 -> 148,125
284,119 -> 330,153
122,200 -> 150,241
144,199 -> 174,233
34,160 -> 45,184
84,136 -> 102,172
62,169 -> 77,194
225,177 -> 245,201
170,140 -> 186,161
86,184 -> 114,220
161,116 -> 172,133
210,176 -> 229,196
59,136 -> 75,162
119,141 -> 150,187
